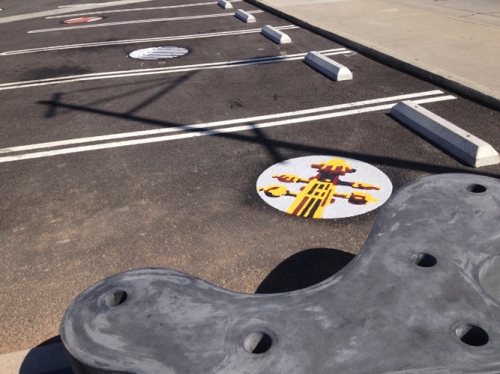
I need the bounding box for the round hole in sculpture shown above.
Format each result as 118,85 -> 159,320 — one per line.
103,290 -> 128,307
243,332 -> 272,354
455,324 -> 489,347
466,184 -> 487,193
411,253 -> 437,268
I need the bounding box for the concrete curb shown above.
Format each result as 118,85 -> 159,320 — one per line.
304,51 -> 353,81
391,101 -> 500,167
218,0 -> 233,9
261,25 -> 291,44
244,0 -> 500,111
235,9 -> 256,23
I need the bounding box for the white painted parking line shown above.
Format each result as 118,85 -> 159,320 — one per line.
47,1 -> 243,19
28,10 -> 263,33
57,0 -> 155,7
1,26 -> 299,56
59,3 -> 102,7
0,0 -> 155,24
0,49 -> 349,91
0,93 -> 455,163
0,90 -> 445,154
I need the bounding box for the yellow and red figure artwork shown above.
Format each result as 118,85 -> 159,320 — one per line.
257,156 -> 392,219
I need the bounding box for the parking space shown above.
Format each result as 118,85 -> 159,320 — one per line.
1,0 -> 500,354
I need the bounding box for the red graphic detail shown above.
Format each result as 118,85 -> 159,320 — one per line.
63,17 -> 103,24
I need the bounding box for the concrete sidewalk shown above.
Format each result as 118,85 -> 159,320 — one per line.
246,0 -> 500,110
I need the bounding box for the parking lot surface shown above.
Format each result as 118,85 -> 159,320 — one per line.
1,0 -> 500,353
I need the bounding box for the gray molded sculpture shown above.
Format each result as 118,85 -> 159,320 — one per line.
61,173 -> 500,374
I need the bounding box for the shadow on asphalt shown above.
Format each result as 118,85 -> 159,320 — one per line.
255,247 -> 355,294
20,339 -> 72,374
37,89 -> 500,179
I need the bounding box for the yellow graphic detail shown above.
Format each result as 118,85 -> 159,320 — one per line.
258,158 -> 381,218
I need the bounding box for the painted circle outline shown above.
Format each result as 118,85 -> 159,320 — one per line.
256,155 -> 393,219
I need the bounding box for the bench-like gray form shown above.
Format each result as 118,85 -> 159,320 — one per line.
62,173 -> 500,374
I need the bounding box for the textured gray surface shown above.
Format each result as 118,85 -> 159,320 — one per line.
62,173 -> 500,374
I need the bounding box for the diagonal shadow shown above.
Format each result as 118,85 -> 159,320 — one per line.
44,92 -> 63,118
44,72 -> 198,118
126,71 -> 197,116
37,98 -> 500,179
249,123 -> 284,163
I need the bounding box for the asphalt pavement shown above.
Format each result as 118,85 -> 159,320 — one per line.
1,0 -> 500,372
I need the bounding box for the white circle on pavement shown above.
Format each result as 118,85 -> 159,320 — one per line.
256,155 -> 392,219
128,47 -> 189,60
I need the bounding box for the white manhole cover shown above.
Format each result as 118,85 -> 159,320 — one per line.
63,16 -> 103,24
128,47 -> 189,60
256,155 -> 393,219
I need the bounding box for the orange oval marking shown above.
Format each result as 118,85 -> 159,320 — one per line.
63,16 -> 103,24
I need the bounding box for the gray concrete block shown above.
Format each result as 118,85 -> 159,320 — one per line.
304,51 -> 353,81
261,25 -> 291,44
391,100 -> 500,167
62,173 -> 500,374
217,0 -> 233,9
235,9 -> 256,23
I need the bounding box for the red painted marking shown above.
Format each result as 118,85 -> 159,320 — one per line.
292,196 -> 309,216
63,16 -> 103,24
321,189 -> 332,207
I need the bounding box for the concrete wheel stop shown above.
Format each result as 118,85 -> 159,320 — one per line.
61,173 -> 500,373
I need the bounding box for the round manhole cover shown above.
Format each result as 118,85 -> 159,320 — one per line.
257,155 -> 393,219
63,16 -> 103,24
128,47 -> 189,60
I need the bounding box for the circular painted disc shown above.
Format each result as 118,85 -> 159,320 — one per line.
128,47 -> 189,60
256,155 -> 392,219
63,16 -> 103,24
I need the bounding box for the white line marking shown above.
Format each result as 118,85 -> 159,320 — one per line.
0,0 -> 155,24
48,1 -> 243,18
0,91 -> 445,155
28,10 -> 263,33
1,26 -> 299,56
57,0 -> 155,7
0,95 -> 455,163
0,49 -> 348,91
59,3 -> 102,7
